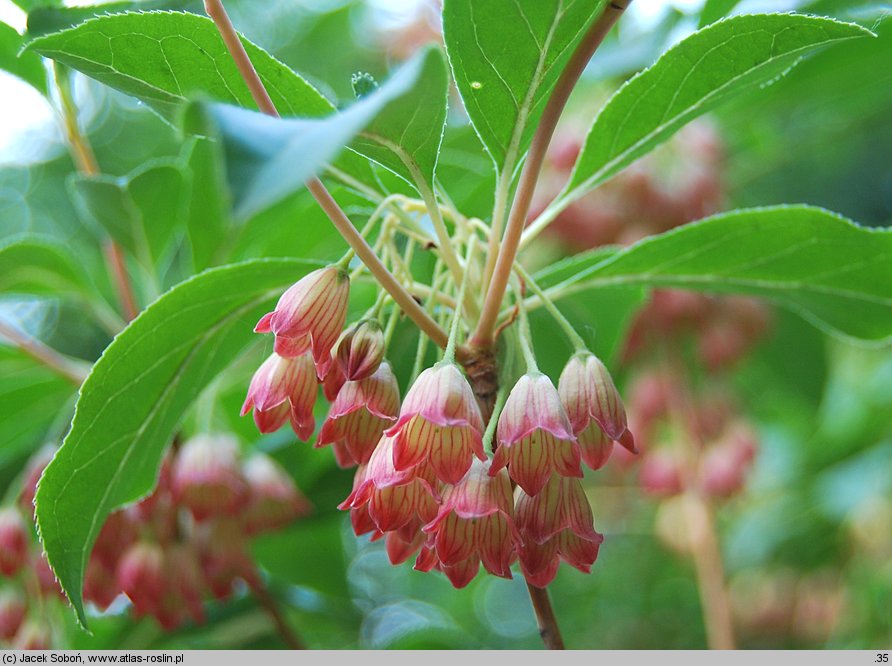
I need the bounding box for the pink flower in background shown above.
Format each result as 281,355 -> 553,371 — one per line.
170,435 -> 248,522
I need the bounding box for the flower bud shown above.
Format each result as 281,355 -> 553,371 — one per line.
241,352 -> 318,440
421,459 -> 519,586
558,352 -> 636,471
0,507 -> 29,577
0,589 -> 26,641
336,319 -> 385,381
514,476 -> 603,588
387,361 -> 486,484
171,434 -> 248,522
492,372 -> 582,496
255,267 -> 350,377
242,454 -> 312,535
317,362 -> 400,466
117,541 -> 166,617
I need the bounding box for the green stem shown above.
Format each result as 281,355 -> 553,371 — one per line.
514,283 -> 539,374
470,0 -> 632,349
514,264 -> 588,352
443,238 -> 477,363
204,0 -> 449,349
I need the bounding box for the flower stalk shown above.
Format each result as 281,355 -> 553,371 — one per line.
204,0 -> 449,351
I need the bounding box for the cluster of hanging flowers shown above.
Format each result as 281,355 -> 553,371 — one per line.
243,264 -> 635,588
0,439 -> 309,647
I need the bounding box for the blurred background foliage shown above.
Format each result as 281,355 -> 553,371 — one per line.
0,0 -> 890,650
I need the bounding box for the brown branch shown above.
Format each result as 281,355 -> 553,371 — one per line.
203,0 -> 449,350
526,583 -> 565,650
0,321 -> 88,385
54,63 -> 139,322
470,0 -> 633,348
245,571 -> 306,650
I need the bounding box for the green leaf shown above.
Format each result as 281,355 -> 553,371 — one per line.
548,206 -> 892,344
202,48 -> 442,219
0,345 -> 74,468
26,1 -> 192,38
350,46 -> 448,187
36,258 -> 323,627
69,160 -> 188,272
553,14 -> 873,215
442,0 -> 606,172
0,235 -> 91,297
0,21 -> 46,94
26,11 -> 334,122
182,137 -> 231,271
698,0 -> 743,28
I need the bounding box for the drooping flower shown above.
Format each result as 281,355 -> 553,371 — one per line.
514,475 -> 603,588
558,352 -> 636,470
170,434 -> 248,522
241,352 -> 318,440
492,372 -> 582,496
117,541 -> 166,618
154,545 -> 206,630
386,361 -> 486,484
0,589 -> 25,641
242,454 -> 312,535
336,319 -> 385,381
17,444 -> 55,516
317,362 -> 400,466
339,435 -> 439,534
255,267 -> 350,376
84,557 -> 120,611
384,518 -> 426,565
194,519 -> 254,601
419,459 -> 519,588
0,508 -> 29,577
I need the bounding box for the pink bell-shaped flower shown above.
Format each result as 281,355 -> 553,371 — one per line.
559,352 -> 636,470
255,267 -> 349,377
492,372 -> 582,496
0,589 -> 25,641
514,475 -> 603,588
339,435 -> 439,533
242,454 -> 312,535
117,541 -> 166,618
336,319 -> 385,381
0,508 -> 29,577
170,434 -> 248,522
420,459 -> 520,587
386,361 -> 486,484
317,362 -> 400,466
241,352 -> 318,440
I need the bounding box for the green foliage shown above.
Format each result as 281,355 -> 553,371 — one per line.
553,14 -> 872,213
0,21 -> 46,94
26,11 -> 334,121
0,346 -> 74,469
442,0 -> 606,172
0,235 -> 92,298
35,259 -> 323,627
550,206 -> 892,344
200,47 -> 444,218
